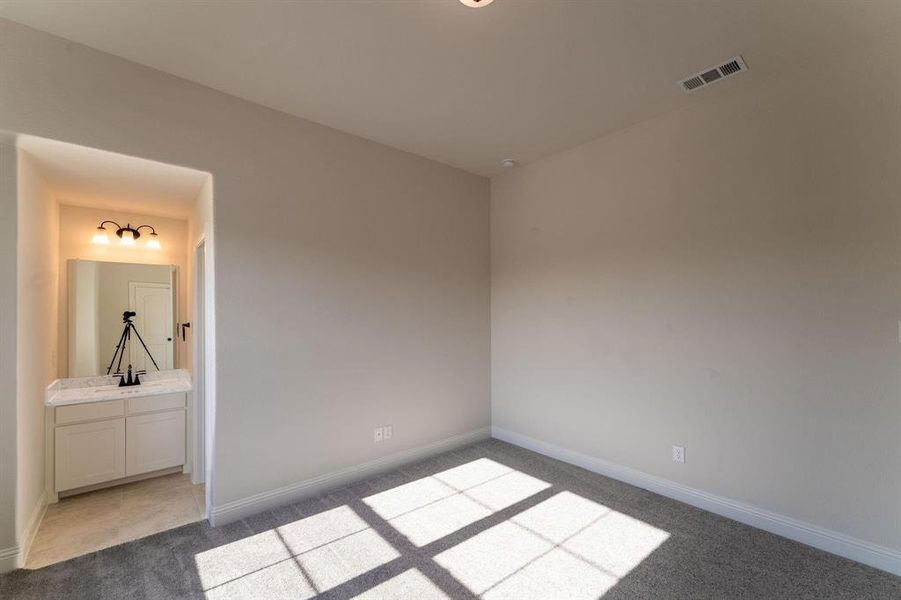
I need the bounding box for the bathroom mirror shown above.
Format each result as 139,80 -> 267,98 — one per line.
68,259 -> 176,377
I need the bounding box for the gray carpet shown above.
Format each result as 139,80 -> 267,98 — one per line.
2,439 -> 899,599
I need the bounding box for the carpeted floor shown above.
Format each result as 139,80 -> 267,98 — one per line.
2,439 -> 899,599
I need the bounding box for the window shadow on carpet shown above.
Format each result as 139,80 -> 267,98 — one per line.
192,454 -> 669,599
2,439 -> 900,599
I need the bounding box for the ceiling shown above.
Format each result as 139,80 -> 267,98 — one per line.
19,135 -> 210,219
2,1 -> 899,176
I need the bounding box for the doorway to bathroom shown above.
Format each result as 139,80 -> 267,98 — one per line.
13,133 -> 215,568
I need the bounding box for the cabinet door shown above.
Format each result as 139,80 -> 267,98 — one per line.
126,410 -> 186,476
55,418 -> 126,492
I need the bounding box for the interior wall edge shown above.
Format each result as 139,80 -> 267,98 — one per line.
491,426 -> 901,577
209,426 -> 491,526
0,140 -> 20,575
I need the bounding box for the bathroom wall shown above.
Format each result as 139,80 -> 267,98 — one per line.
68,260 -> 98,376
57,205 -> 188,377
15,149 -> 58,563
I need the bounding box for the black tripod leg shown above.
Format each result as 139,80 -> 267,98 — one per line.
131,324 -> 161,371
116,325 -> 131,375
107,325 -> 130,375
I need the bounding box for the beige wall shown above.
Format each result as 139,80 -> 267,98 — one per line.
0,17 -> 490,543
15,150 -> 58,558
57,205 -> 188,377
491,31 -> 901,552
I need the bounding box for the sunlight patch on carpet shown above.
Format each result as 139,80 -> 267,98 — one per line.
196,505 -> 397,597
196,459 -> 668,600
204,559 -> 315,600
195,529 -> 293,590
364,459 -> 550,547
435,491 -> 669,598
351,568 -> 451,600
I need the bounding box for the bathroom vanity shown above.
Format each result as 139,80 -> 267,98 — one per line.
45,369 -> 192,499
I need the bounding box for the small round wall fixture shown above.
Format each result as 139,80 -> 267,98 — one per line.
501,158 -> 518,168
459,0 -> 494,7
92,220 -> 161,249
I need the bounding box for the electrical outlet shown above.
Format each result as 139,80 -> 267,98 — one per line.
374,427 -> 383,443
672,445 -> 685,464
383,425 -> 393,440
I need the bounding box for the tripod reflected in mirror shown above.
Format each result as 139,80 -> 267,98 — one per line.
106,310 -> 161,386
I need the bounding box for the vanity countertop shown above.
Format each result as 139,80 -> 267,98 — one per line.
46,369 -> 192,407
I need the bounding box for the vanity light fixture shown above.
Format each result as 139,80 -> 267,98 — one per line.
92,220 -> 161,249
459,0 -> 494,7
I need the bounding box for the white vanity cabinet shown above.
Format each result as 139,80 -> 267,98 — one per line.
51,391 -> 187,493
125,404 -> 186,476
55,413 -> 127,491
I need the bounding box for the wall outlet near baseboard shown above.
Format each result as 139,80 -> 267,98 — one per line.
374,425 -> 393,443
672,445 -> 685,463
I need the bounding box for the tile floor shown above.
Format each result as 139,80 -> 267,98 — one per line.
26,473 -> 205,569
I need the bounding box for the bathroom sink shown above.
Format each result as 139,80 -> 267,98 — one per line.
47,369 -> 192,406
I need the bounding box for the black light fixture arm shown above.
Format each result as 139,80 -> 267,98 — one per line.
96,221 -> 157,241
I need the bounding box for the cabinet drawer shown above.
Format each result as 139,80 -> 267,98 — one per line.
127,392 -> 186,415
56,400 -> 125,425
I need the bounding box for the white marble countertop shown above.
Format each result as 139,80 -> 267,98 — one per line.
46,369 -> 192,407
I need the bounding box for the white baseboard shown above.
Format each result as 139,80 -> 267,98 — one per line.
0,490 -> 47,574
210,427 -> 491,526
0,545 -> 18,574
491,426 -> 901,577
17,490 -> 48,568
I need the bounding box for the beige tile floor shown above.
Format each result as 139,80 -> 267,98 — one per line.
26,472 -> 206,569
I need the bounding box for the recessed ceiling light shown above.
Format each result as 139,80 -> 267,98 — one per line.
459,0 -> 495,8
501,158 -> 517,168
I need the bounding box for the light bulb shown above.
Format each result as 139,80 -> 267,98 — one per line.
119,229 -> 136,246
459,0 -> 494,7
91,227 -> 110,245
146,233 -> 161,249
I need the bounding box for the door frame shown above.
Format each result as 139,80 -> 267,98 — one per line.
191,239 -> 206,486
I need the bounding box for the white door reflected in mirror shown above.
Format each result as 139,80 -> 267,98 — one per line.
130,281 -> 174,372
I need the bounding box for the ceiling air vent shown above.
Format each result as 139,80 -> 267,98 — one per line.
679,56 -> 748,94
